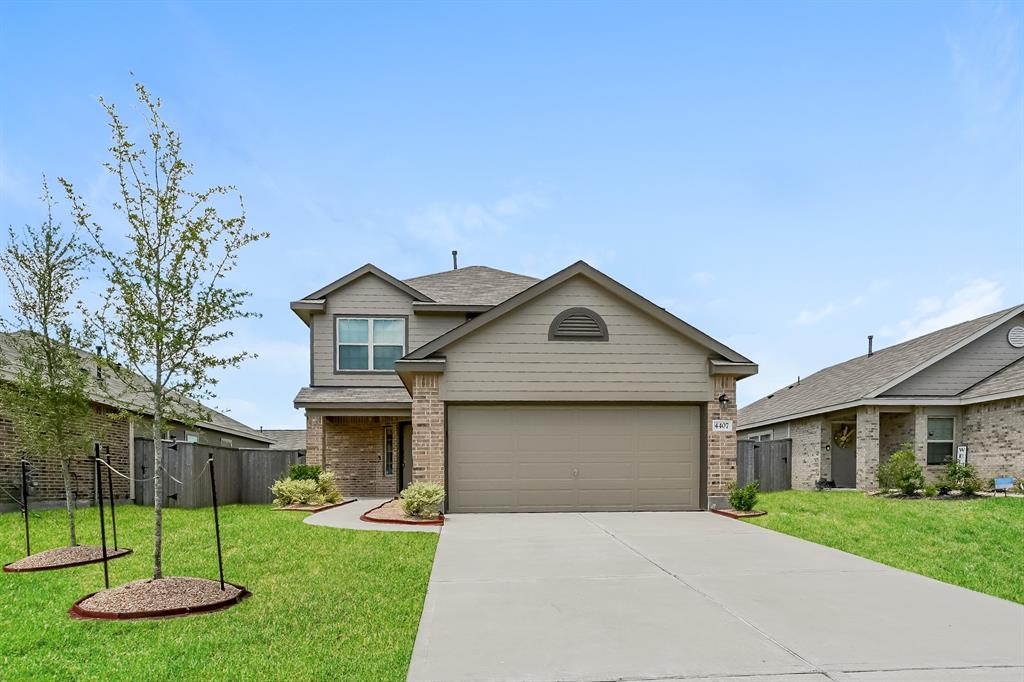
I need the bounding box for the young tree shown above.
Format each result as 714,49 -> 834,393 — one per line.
61,84 -> 267,579
0,177 -> 95,547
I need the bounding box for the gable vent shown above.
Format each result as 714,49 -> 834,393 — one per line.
549,307 -> 609,341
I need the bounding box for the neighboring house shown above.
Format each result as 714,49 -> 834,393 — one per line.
291,261 -> 757,511
262,429 -> 307,453
738,305 -> 1024,490
0,336 -> 273,508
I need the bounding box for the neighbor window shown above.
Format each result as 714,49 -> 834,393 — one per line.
337,317 -> 405,371
926,417 -> 954,465
383,426 -> 394,476
185,432 -> 199,444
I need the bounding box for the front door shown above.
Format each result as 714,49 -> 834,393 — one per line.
831,423 -> 857,488
400,423 -> 413,491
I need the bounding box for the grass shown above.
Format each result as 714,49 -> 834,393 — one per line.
1,504 -> 438,681
745,490 -> 1024,604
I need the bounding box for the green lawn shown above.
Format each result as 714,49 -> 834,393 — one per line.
745,490 -> 1024,604
1,504 -> 438,681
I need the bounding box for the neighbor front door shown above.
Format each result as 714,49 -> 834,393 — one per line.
831,425 -> 856,488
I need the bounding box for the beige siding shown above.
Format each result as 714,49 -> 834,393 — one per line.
310,274 -> 465,387
884,313 -> 1024,397
439,275 -> 714,401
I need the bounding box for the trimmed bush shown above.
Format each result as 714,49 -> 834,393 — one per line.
729,481 -> 759,511
272,471 -> 341,506
288,464 -> 322,481
400,482 -> 445,518
877,444 -> 924,495
937,460 -> 982,496
923,484 -> 938,498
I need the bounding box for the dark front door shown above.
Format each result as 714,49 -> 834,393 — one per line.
400,423 -> 413,491
831,424 -> 857,488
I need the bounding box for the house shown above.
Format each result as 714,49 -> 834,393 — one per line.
262,429 -> 307,453
737,305 -> 1024,489
0,336 -> 274,509
291,260 -> 757,511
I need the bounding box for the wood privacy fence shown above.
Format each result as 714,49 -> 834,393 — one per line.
133,440 -> 302,508
737,439 -> 792,492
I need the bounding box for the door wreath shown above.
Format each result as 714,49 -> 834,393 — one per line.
833,424 -> 855,449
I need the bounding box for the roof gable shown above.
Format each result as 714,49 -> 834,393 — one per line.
405,261 -> 753,363
304,264 -> 432,302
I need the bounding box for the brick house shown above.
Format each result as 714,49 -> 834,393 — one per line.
292,260 -> 757,511
0,341 -> 273,510
737,305 -> 1024,489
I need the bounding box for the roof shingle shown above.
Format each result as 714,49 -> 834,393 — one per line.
404,266 -> 539,305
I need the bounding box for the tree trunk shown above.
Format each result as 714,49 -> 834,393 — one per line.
60,458 -> 77,547
151,414 -> 163,580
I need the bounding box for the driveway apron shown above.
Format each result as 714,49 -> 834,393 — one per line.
408,511 -> 1024,682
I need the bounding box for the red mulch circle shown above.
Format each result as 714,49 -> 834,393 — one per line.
272,498 -> 358,513
711,508 -> 767,519
360,498 -> 444,526
69,577 -> 251,621
4,546 -> 133,573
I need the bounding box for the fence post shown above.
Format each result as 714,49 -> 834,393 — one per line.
209,455 -> 225,590
105,450 -> 118,550
20,459 -> 30,557
93,450 -> 109,590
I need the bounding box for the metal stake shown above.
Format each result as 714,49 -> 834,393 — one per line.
94,452 -> 109,590
209,455 -> 225,590
105,452 -> 118,550
20,459 -> 30,557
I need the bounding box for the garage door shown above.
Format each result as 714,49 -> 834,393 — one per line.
447,404 -> 700,513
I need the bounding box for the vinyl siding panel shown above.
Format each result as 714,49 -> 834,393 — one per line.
440,275 -> 714,401
884,314 -> 1024,397
310,273 -> 465,387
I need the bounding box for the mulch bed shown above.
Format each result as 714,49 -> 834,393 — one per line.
272,498 -> 357,513
70,576 -> 250,620
711,508 -> 767,519
4,545 -> 133,573
360,499 -> 444,526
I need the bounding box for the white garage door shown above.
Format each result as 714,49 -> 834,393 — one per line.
447,404 -> 701,512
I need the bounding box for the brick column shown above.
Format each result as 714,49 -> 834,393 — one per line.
305,413 -> 324,467
411,373 -> 444,484
856,406 -> 880,490
706,375 -> 738,506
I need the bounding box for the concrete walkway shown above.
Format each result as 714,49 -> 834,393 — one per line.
302,498 -> 441,533
408,511 -> 1024,682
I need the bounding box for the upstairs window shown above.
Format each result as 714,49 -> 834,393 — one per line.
548,307 -> 609,341
926,417 -> 954,465
337,317 -> 406,371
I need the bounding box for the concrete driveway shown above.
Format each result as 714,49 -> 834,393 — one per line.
408,511 -> 1024,682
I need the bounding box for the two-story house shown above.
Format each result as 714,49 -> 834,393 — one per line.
291,260 -> 757,511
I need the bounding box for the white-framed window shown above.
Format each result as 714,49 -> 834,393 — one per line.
185,432 -> 199,444
926,417 -> 955,465
383,426 -> 395,476
220,438 -> 233,448
743,430 -> 772,442
337,317 -> 406,371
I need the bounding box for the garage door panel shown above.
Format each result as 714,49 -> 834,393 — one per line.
448,405 -> 700,512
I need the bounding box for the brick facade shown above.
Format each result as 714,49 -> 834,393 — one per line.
305,414 -> 324,467
855,405 -> 880,490
789,415 -> 827,490
706,375 -> 737,503
879,412 -> 915,466
319,415 -> 405,497
0,405 -> 131,507
962,397 -> 1024,482
411,373 -> 444,485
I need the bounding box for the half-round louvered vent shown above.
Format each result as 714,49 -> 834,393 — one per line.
548,307 -> 609,341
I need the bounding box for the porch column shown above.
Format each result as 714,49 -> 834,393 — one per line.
411,373 -> 445,485
912,407 -> 929,471
706,375 -> 738,506
855,405 -> 880,490
305,413 -> 324,467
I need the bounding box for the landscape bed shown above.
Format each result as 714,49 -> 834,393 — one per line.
0,504 -> 438,680
745,490 -> 1024,604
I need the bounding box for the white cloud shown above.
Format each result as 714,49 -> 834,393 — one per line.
405,192 -> 546,244
795,296 -> 866,326
881,278 -> 1007,341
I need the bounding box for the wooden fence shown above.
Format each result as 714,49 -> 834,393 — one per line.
737,439 -> 792,492
133,440 -> 302,508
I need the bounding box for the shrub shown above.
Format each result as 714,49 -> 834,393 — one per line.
289,464 -> 322,481
272,471 -> 341,506
876,444 -> 924,495
923,484 -> 938,498
315,471 -> 341,503
937,460 -> 982,496
400,482 -> 445,518
729,481 -> 759,511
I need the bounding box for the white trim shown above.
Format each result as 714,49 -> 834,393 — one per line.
925,415 -> 956,465
741,430 -> 772,441
128,420 -> 135,501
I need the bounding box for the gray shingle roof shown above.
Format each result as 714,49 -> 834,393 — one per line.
262,429 -> 307,450
738,306 -> 1020,428
404,266 -> 539,305
293,386 -> 411,407
960,357 -> 1024,399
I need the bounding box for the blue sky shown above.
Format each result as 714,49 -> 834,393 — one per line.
1,1 -> 1021,429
